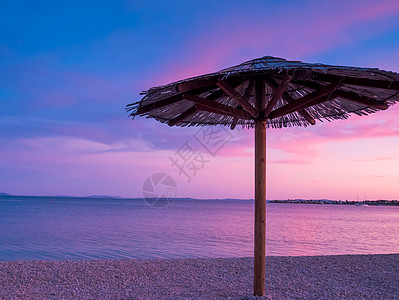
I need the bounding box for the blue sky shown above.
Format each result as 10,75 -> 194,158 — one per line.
2,0 -> 399,199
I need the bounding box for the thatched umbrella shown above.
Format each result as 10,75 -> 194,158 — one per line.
126,56 -> 399,296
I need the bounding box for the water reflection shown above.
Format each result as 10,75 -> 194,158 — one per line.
1,198 -> 399,261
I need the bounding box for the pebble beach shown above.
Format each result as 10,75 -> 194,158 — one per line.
0,254 -> 398,299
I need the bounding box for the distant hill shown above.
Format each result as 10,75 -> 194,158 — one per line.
87,195 -> 123,199
0,193 -> 254,201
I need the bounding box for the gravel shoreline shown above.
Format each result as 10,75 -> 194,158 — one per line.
1,254 -> 398,299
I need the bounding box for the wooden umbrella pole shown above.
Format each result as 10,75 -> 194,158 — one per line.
254,120 -> 266,296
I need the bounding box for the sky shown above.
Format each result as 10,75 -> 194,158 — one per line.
1,0 -> 399,200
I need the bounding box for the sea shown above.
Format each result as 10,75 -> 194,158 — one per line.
1,196 -> 399,261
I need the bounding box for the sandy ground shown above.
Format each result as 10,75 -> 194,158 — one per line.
0,254 -> 398,299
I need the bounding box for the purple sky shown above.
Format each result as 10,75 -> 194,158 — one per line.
2,0 -> 399,199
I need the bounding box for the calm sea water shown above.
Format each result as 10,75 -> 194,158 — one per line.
1,196 -> 399,261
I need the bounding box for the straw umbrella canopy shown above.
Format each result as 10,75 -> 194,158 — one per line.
126,56 -> 399,296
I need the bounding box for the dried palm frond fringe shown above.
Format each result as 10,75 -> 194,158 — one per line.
126,56 -> 399,129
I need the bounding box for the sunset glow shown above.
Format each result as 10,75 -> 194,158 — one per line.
1,0 -> 399,200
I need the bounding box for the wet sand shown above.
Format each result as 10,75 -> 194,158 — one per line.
0,254 -> 398,299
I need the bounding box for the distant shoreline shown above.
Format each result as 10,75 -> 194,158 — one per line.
1,194 -> 398,206
269,199 -> 399,206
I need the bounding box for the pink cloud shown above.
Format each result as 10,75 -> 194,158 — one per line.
131,0 -> 399,164
264,104 -> 399,154
353,156 -> 397,162
269,158 -> 315,165
0,135 -> 256,199
155,101 -> 399,167
144,0 -> 399,88
0,136 -> 172,197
